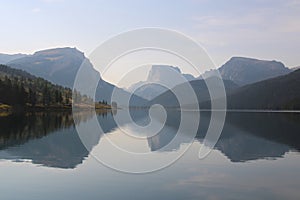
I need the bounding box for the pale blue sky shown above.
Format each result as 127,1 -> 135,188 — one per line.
1,0 -> 300,68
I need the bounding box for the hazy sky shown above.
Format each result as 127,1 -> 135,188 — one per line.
1,0 -> 300,69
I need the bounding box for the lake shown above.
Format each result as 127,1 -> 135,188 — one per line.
0,110 -> 300,200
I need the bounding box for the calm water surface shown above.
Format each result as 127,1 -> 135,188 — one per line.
0,110 -> 300,200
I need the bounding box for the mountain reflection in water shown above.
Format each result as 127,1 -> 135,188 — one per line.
0,110 -> 299,169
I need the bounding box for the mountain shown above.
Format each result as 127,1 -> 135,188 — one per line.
146,65 -> 195,82
150,56 -> 298,110
127,65 -> 196,100
7,47 -> 91,87
202,57 -> 291,86
0,64 -> 74,108
0,53 -> 27,64
128,82 -> 168,101
292,66 -> 300,71
0,64 -> 36,79
151,76 -> 238,107
225,69 -> 300,110
6,47 -> 147,105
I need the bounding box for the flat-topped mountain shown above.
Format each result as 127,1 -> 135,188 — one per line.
128,65 -> 195,100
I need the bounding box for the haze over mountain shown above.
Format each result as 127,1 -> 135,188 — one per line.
127,65 -> 195,100
4,47 -> 298,109
130,57 -> 292,102
6,47 -> 147,105
202,57 -> 291,86
152,67 -> 300,110
151,77 -> 238,107
0,53 -> 27,64
225,69 -> 300,109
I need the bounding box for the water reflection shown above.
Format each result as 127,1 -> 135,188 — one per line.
149,111 -> 299,161
214,112 -> 300,162
0,110 -> 299,169
0,111 -> 108,168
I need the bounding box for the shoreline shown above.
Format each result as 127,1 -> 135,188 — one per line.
1,105 -> 300,117
0,103 -> 112,116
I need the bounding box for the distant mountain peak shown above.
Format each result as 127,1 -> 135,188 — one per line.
218,56 -> 291,85
127,65 -> 195,100
147,65 -> 181,82
224,56 -> 286,69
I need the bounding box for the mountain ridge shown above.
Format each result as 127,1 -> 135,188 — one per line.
225,68 -> 300,109
220,57 -> 291,85
6,47 -> 148,105
201,57 -> 291,86
0,53 -> 27,64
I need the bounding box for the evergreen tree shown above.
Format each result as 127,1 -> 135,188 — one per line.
42,84 -> 51,106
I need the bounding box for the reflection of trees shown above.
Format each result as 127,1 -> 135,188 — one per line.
0,112 -> 72,150
0,111 -> 110,169
0,111 -> 108,150
222,112 -> 300,151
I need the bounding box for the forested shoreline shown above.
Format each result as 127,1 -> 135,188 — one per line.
0,64 -> 110,113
